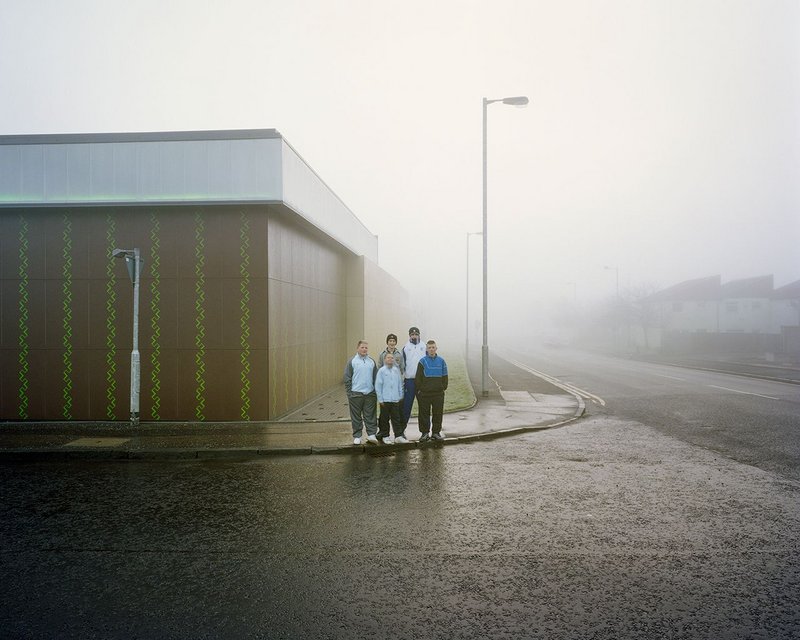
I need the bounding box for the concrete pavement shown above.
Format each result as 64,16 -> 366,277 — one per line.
0,355 -> 583,461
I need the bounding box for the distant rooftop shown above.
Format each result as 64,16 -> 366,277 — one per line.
720,275 -> 774,298
774,279 -> 800,299
647,275 -> 721,302
648,274 -> 797,302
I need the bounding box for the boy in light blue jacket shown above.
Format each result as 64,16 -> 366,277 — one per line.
375,352 -> 406,444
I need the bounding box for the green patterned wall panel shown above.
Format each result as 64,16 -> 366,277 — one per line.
104,212 -> 118,419
61,214 -> 73,419
149,211 -> 162,420
194,211 -> 206,421
17,214 -> 30,419
239,211 -> 252,420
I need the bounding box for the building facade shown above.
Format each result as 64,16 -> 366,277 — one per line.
0,130 -> 409,421
636,275 -> 800,357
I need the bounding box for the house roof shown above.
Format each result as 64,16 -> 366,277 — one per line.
647,275 -> 721,302
720,275 -> 774,299
773,279 -> 800,299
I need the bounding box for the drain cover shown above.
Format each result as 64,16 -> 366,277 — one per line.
368,450 -> 396,458
64,437 -> 130,448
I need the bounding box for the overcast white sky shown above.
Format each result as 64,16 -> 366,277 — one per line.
1,0 -> 798,336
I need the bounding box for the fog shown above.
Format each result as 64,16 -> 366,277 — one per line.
2,0 -> 798,347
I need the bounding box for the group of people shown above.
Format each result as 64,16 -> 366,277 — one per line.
343,326 -> 448,445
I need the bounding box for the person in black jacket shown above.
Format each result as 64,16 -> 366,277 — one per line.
414,340 -> 448,442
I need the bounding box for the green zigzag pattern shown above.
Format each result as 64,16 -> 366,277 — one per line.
62,215 -> 73,419
17,215 -> 30,419
194,212 -> 206,421
150,212 -> 162,420
239,212 -> 252,420
105,213 -> 117,419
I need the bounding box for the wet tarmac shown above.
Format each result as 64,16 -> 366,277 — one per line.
2,416 -> 798,639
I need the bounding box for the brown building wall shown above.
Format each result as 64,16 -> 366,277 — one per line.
363,257 -> 412,355
343,255 -> 411,366
1,204 -> 350,421
267,212 -> 348,418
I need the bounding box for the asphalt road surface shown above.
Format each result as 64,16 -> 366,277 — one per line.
504,347 -> 800,481
2,415 -> 799,639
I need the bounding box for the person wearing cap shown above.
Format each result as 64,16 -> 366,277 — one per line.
401,326 -> 426,429
343,340 -> 379,446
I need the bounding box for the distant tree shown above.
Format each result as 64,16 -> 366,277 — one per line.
623,282 -> 661,352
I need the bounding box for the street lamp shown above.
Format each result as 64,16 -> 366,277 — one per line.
482,95 -> 529,396
604,265 -> 620,299
112,248 -> 142,426
465,231 -> 482,359
566,281 -> 577,303
604,265 -> 621,353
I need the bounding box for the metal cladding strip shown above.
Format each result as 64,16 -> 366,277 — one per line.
104,212 -> 117,419
284,276 -> 289,413
62,214 -> 73,420
281,276 -> 296,411
270,313 -> 278,418
17,214 -> 30,419
149,212 -> 162,420
194,211 -> 206,421
270,343 -> 278,418
239,211 -> 252,421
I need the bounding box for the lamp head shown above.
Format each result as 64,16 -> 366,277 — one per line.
502,96 -> 529,107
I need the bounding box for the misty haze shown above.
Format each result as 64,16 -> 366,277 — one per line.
1,1 -> 798,639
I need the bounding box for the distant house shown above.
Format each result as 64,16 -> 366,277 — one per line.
772,280 -> 800,332
773,280 -> 800,356
638,275 -> 799,357
718,275 -> 773,334
646,275 -> 721,335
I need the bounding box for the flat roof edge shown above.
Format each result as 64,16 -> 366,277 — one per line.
0,199 -> 284,209
0,129 -> 282,145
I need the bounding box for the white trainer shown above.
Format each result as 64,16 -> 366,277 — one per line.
383,436 -> 395,444
394,436 -> 409,444
353,437 -> 362,445
366,434 -> 379,444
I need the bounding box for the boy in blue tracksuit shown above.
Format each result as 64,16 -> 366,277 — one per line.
375,352 -> 405,444
414,340 -> 448,442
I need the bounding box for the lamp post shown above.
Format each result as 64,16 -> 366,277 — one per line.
482,95 -> 529,396
112,248 -> 142,426
566,281 -> 577,303
604,265 -> 619,299
465,231 -> 482,359
605,265 -> 621,354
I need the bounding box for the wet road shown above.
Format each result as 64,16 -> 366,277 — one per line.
505,347 -> 800,480
3,418 -> 799,639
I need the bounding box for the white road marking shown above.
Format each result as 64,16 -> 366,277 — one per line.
708,385 -> 779,400
652,373 -> 685,381
508,358 -> 607,407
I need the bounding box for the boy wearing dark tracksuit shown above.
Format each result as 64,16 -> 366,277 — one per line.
414,340 -> 448,442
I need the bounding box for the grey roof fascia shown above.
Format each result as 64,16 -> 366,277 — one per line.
0,128 -> 281,145
0,199 -> 284,209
